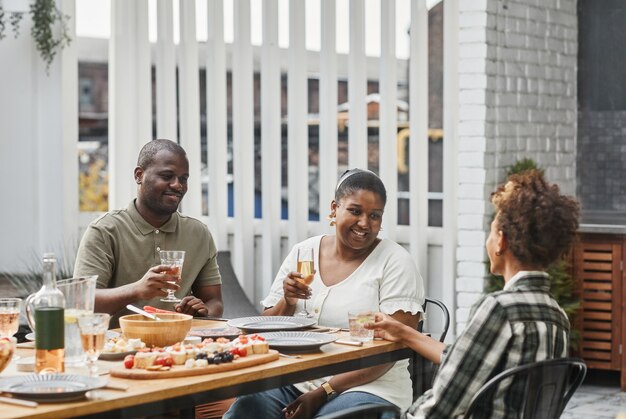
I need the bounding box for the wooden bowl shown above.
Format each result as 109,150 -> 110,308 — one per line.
119,313 -> 192,347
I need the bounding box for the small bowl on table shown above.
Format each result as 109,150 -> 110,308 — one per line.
119,313 -> 192,347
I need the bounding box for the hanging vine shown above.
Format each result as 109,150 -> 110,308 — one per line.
0,0 -> 71,73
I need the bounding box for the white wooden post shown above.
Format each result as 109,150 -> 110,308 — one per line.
348,0 -> 368,169
178,0 -> 203,219
232,0 -> 255,300
61,0 -> 79,245
156,0 -> 177,141
443,0 -> 459,335
409,0 -> 429,279
261,0 -> 283,297
109,0 -> 151,210
379,0 -> 398,240
318,0 -> 338,233
287,0 -> 309,248
206,0 -> 229,250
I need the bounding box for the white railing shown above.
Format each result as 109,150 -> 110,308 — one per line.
103,0 -> 438,308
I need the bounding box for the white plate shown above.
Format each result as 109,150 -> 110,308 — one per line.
258,331 -> 337,351
227,316 -> 316,333
25,330 -> 119,342
0,374 -> 107,402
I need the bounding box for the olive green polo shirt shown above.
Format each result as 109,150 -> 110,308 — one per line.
74,200 -> 221,325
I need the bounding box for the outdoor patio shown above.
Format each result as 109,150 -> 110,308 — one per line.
1,0 -> 626,416
564,371 -> 626,418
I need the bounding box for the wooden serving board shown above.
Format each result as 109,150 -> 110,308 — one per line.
110,350 -> 279,380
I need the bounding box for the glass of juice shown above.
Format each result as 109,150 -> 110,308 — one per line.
78,313 -> 110,376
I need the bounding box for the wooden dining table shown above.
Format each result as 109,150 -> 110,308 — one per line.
0,320 -> 412,419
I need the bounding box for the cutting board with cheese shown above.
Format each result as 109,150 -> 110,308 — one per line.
110,350 -> 279,379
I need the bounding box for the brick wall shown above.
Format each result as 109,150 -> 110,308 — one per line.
455,0 -> 577,331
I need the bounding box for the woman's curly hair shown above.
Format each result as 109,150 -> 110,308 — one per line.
491,169 -> 580,267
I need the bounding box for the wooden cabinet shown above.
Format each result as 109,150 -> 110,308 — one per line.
572,233 -> 626,389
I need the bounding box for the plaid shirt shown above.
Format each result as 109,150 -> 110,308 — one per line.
406,272 -> 570,419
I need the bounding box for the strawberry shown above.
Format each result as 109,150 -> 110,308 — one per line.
123,354 -> 135,369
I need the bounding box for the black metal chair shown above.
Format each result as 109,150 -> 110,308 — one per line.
463,357 -> 587,419
217,251 -> 260,318
412,297 -> 450,399
316,403 -> 401,419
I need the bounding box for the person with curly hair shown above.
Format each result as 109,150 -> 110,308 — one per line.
366,169 -> 580,418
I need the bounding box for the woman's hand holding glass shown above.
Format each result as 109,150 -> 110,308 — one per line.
281,247 -> 315,317
364,312 -> 409,343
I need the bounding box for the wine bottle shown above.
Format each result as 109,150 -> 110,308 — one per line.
26,253 -> 66,373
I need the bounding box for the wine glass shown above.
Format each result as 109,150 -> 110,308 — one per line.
0,298 -> 21,339
78,313 -> 110,377
295,247 -> 315,318
159,250 -> 185,303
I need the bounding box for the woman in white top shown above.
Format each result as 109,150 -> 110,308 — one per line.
224,169 -> 425,419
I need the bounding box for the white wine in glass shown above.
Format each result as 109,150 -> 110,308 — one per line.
0,298 -> 21,339
78,313 -> 110,377
295,247 -> 315,318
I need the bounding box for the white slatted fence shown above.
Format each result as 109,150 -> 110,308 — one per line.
106,0 -> 445,312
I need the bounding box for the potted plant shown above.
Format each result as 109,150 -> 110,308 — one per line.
0,0 -> 71,72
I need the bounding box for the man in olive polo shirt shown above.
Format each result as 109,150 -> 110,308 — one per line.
74,139 -> 224,327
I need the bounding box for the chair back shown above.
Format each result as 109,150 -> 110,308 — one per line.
412,297 -> 450,399
463,357 -> 587,419
217,251 -> 260,318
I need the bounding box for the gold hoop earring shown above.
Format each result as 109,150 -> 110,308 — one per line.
495,251 -> 502,256
326,212 -> 336,227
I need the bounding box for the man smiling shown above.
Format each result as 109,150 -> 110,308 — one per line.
74,139 -> 224,327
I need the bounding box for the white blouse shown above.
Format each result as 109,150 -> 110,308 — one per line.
261,235 -> 425,410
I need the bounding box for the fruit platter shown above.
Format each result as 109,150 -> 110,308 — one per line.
110,335 -> 278,379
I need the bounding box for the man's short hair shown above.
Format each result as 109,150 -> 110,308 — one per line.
137,139 -> 187,169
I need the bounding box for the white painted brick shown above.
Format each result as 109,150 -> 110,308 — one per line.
458,214 -> 485,231
506,2 -> 528,18
458,230 -> 486,247
458,167 -> 486,183
460,89 -> 487,105
460,105 -> 488,121
459,58 -> 487,74
460,0 -> 490,13
458,151 -> 485,168
458,183 -> 485,198
456,275 -> 486,292
458,292 -> 483,308
458,137 -> 487,152
459,261 -> 488,278
457,245 -> 486,262
460,74 -> 489,90
459,121 -> 487,136
457,199 -> 488,215
460,43 -> 489,59
460,27 -> 487,44
459,12 -> 488,29
456,305 -> 471,321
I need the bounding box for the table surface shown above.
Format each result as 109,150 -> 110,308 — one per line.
0,320 -> 411,419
